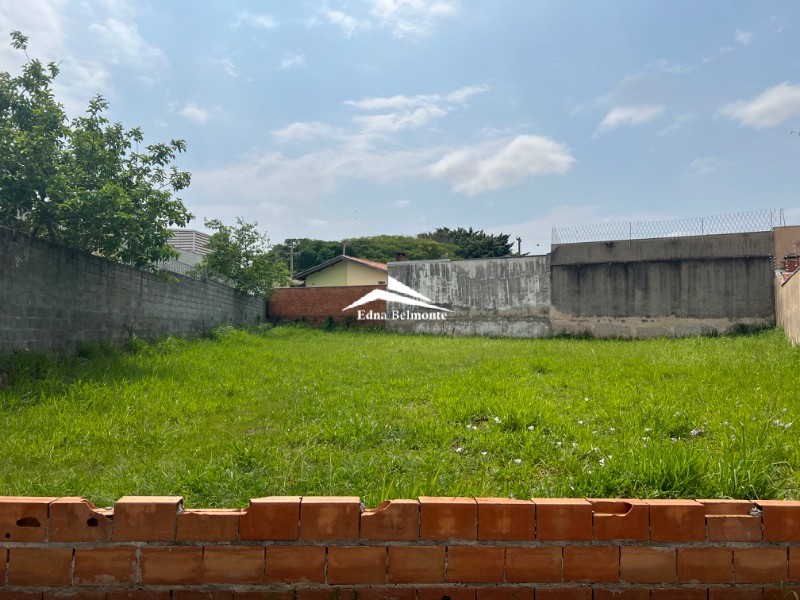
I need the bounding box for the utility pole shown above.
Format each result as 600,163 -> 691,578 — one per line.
289,242 -> 295,276
516,236 -> 522,256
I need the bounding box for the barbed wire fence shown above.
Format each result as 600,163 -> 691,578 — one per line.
551,209 -> 783,245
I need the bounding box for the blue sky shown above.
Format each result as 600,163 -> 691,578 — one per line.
2,1 -> 799,251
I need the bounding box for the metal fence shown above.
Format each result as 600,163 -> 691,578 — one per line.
551,209 -> 781,245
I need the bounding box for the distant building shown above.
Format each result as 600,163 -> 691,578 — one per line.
168,229 -> 211,268
294,255 -> 387,287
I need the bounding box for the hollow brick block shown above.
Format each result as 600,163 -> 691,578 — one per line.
417,588 -> 476,600
295,591 -> 356,600
8,547 -> 72,586
327,546 -> 387,585
300,496 -> 360,541
476,497 -> 534,541
563,545 -> 619,583
141,546 -> 203,585
240,497 -> 300,541
361,499 -> 419,541
792,546 -> 800,582
0,593 -> 45,600
593,590 -> 650,600
388,546 -> 445,583
764,587 -> 800,600
420,496 -> 476,541
358,589 -> 417,600
74,546 -> 137,585
533,498 -> 592,541
0,547 -> 6,583
734,547 -> 788,584
677,547 -> 733,584
265,545 -> 325,584
43,592 -> 106,599
590,498 -> 649,541
113,495 -> 182,542
505,546 -> 562,583
645,499 -> 706,542
49,497 -> 112,543
700,499 -> 762,541
476,589 -> 534,600
650,590 -> 708,600
203,546 -> 265,584
708,589 -> 764,600
174,592 -> 234,600
759,500 -> 800,542
0,496 -> 55,542
535,589 -> 591,600
234,592 -> 294,600
177,508 -> 240,542
446,546 -> 504,583
620,546 -> 676,584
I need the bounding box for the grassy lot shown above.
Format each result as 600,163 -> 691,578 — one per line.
1,325 -> 799,508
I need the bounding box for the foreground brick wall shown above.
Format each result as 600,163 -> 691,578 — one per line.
2,496 -> 800,598
268,286 -> 386,327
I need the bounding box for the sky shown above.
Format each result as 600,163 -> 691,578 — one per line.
1,1 -> 800,252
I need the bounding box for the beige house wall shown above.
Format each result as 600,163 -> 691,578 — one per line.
347,263 -> 387,285
304,260 -> 386,287
777,271 -> 800,345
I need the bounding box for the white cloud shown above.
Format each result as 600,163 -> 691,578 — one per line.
272,121 -> 344,144
354,105 -> 447,132
367,0 -> 459,38
690,157 -> 722,175
720,82 -> 800,128
178,102 -> 211,124
596,105 -> 665,133
392,199 -> 411,208
280,52 -> 306,70
88,18 -> 167,70
657,114 -> 693,137
212,58 -> 237,77
234,11 -> 278,29
325,10 -> 369,37
734,30 -> 753,45
429,135 -> 575,196
346,85 -> 487,110
308,218 -> 329,229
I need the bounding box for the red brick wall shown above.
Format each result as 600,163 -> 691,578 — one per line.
268,285 -> 386,326
2,495 -> 800,597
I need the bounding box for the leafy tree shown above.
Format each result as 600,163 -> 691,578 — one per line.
195,218 -> 290,295
419,227 -> 512,259
0,31 -> 192,269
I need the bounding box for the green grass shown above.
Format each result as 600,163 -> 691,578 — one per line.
1,325 -> 799,508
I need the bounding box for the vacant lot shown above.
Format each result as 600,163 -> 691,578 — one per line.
1,326 -> 798,507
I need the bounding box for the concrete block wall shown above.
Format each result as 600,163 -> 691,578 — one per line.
267,286 -> 387,327
0,227 -> 266,353
2,496 -> 800,597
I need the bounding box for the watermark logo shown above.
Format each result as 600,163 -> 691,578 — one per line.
342,276 -> 451,321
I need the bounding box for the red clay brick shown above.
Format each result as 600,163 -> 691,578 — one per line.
173,592 -> 234,600
759,500 -> 800,542
240,497 -> 300,541
417,588 -> 475,600
763,587 -> 800,600
8,547 -> 72,586
0,496 -> 54,542
735,547 -> 788,584
476,589 -> 534,600
476,497 -> 534,541
707,514 -> 762,542
361,499 -> 419,541
0,594 -> 44,600
204,546 -> 265,584
534,498 -> 592,541
620,546 -> 676,584
177,508 -> 240,541
650,590 -> 708,600
265,545 -> 325,583
112,495 -> 182,541
141,546 -> 202,585
708,589 -> 763,600
420,496 -> 477,541
700,499 -> 757,515
446,546 -> 504,583
295,591 -> 355,600
74,546 -> 136,585
108,592 -> 171,600
505,546 -> 562,583
563,545 -> 619,583
43,593 -> 105,600
234,593 -> 294,600
328,546 -> 387,584
300,496 -> 360,540
534,589 -> 591,600
358,589 -> 417,600
593,591 -> 649,600
791,546 -> 800,582
49,497 -> 112,543
590,499 -> 649,541
0,547 -> 6,583
646,499 -> 706,542
388,545 -> 445,583
678,547 -> 733,584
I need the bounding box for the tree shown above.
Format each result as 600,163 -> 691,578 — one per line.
195,218 -> 290,295
0,31 -> 192,269
418,227 -> 512,259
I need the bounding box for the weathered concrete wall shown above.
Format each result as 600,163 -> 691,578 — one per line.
387,256 -> 551,337
550,232 -> 775,337
776,270 -> 800,345
0,226 -> 265,353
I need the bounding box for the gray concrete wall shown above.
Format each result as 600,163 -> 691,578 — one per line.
550,232 -> 775,337
0,226 -> 265,353
387,256 -> 551,337
776,271 -> 800,346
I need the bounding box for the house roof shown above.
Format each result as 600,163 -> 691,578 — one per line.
294,254 -> 388,280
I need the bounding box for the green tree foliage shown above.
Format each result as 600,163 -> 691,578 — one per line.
418,227 -> 513,259
0,31 -> 192,269
195,218 -> 290,295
